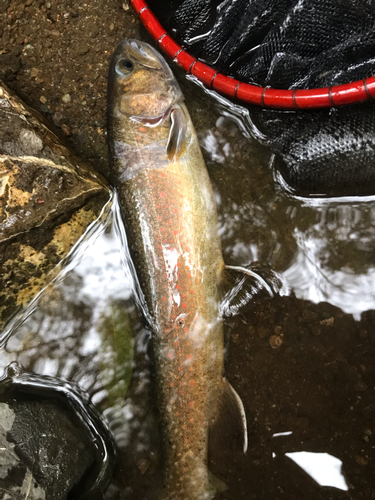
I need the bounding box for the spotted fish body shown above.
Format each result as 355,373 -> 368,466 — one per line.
108,40 -> 244,500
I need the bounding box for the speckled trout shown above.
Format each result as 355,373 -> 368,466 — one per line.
108,39 -> 247,500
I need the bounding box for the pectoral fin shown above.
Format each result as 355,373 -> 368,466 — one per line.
209,378 -> 248,454
167,105 -> 187,161
221,263 -> 287,317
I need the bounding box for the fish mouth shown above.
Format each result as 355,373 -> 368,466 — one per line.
112,38 -> 167,71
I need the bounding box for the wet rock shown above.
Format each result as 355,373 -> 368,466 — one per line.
0,82 -> 111,333
0,400 -> 95,499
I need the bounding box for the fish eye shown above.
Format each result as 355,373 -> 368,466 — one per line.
116,58 -> 135,77
121,59 -> 133,71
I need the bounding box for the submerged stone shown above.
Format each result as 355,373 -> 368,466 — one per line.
0,365 -> 116,499
0,400 -> 95,500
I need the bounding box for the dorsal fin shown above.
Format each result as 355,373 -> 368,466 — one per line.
209,378 -> 248,454
167,104 -> 187,161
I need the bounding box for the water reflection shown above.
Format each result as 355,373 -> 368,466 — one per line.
285,452 -> 348,491
199,110 -> 375,315
0,204 -> 133,384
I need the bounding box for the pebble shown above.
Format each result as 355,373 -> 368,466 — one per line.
320,317 -> 334,326
40,95 -> 47,104
355,455 -> 368,466
137,458 -> 150,474
269,335 -> 283,349
122,1 -> 130,10
78,47 -> 90,56
52,111 -> 64,127
62,94 -> 71,103
61,124 -> 71,136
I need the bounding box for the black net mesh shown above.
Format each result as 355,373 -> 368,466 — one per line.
148,0 -> 375,196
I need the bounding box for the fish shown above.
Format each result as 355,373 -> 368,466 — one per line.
107,39 -> 247,500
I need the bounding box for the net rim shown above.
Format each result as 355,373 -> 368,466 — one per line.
130,0 -> 375,110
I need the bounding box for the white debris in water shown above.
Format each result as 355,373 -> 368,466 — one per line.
285,451 -> 348,491
273,431 -> 293,437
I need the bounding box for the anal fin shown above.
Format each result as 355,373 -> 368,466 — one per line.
209,378 -> 248,455
208,470 -> 228,495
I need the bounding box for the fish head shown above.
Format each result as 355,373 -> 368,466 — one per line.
108,39 -> 183,120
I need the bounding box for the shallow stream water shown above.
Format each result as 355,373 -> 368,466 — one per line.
1,2 -> 375,499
